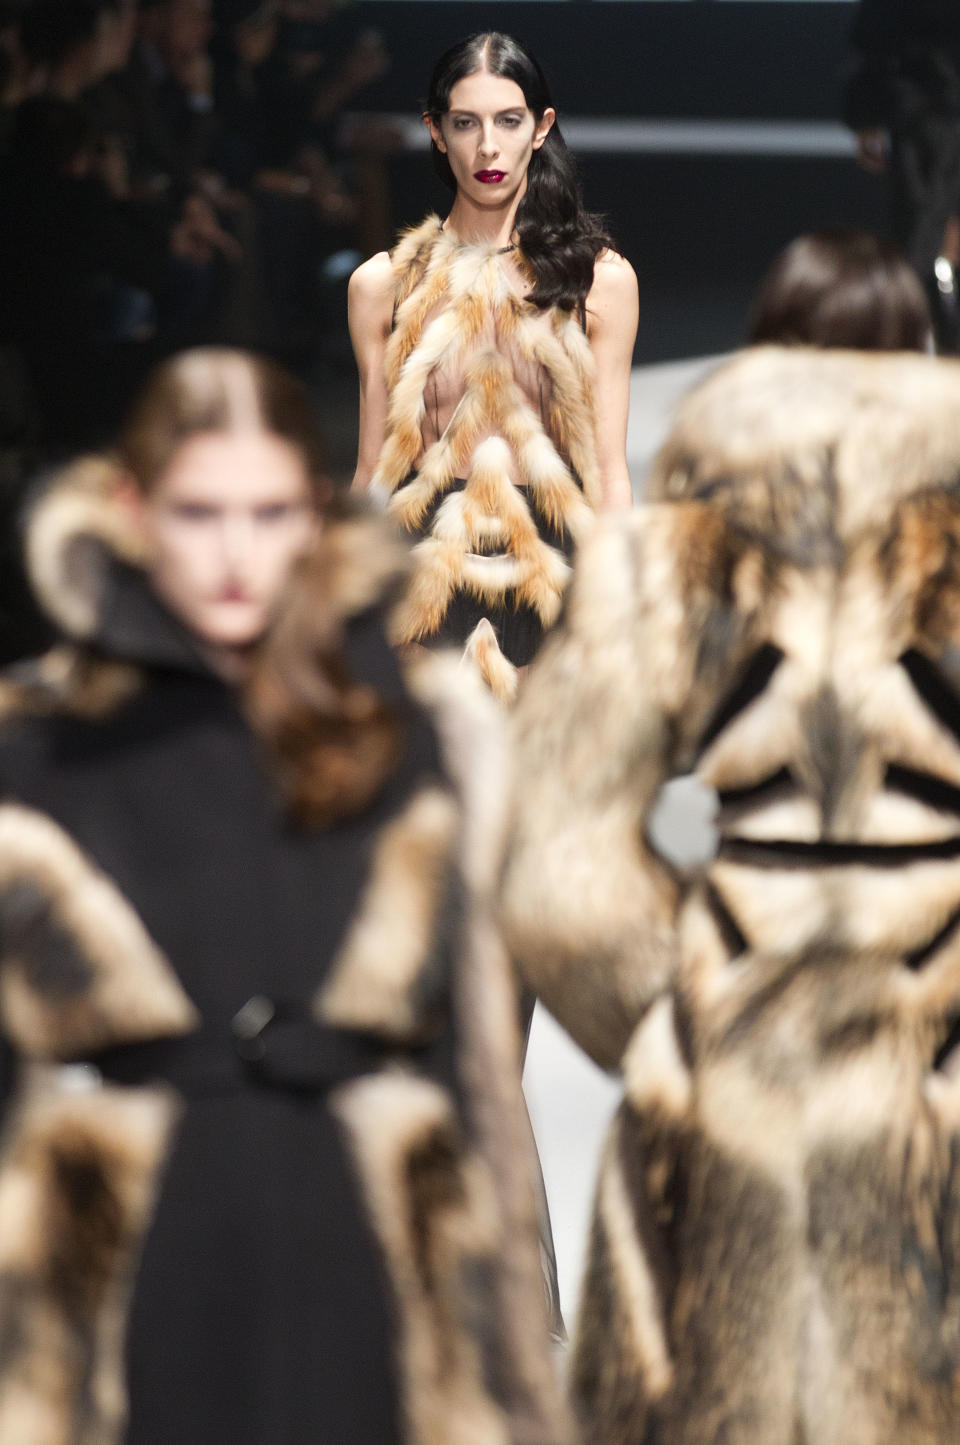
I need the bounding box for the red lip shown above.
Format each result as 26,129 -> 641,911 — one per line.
217,588 -> 252,603
474,170 -> 506,184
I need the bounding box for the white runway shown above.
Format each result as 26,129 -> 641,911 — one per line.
522,353 -> 725,1330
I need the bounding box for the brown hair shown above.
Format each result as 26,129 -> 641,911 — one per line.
117,347 -> 327,495
244,510 -> 409,829
118,347 -> 404,827
749,231 -> 932,353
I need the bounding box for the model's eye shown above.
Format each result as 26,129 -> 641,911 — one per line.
499,115 -> 523,128
171,503 -> 217,522
451,116 -> 475,131
255,503 -> 300,523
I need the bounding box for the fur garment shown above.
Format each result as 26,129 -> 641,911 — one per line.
502,346 -> 960,1443
0,465 -> 572,1445
375,215 -> 600,698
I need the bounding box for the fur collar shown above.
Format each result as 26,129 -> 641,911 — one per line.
23,458 -> 410,664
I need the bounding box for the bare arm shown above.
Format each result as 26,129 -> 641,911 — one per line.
586,251 -> 639,510
347,252 -> 395,492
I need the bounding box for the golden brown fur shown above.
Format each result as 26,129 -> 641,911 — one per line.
502,347 -> 960,1442
377,215 -> 599,697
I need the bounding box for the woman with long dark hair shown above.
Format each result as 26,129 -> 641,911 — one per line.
349,31 -> 638,700
0,347 -> 570,1445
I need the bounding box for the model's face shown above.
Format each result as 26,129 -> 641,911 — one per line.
427,70 -> 554,211
132,431 -> 319,649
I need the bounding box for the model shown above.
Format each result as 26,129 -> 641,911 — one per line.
0,348 -> 571,1445
349,31 -> 638,700
502,345 -> 960,1443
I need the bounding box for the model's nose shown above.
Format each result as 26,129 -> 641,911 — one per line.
219,513 -> 256,569
478,122 -> 499,159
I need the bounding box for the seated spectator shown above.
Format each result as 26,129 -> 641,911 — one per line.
749,229 -> 933,352
211,0 -> 357,358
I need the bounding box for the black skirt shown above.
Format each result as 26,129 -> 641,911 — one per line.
401,474 -> 577,669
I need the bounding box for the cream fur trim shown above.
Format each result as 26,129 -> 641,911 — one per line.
26,458 -> 149,641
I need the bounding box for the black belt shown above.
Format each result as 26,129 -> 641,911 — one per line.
87,997 -> 426,1098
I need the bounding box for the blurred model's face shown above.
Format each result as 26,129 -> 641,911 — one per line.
427,70 -> 554,212
134,431 -> 318,649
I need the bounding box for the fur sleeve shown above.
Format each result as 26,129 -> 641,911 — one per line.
572,995 -> 691,1441
500,505 -> 745,1069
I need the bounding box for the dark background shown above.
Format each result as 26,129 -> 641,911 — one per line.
348,1 -> 883,363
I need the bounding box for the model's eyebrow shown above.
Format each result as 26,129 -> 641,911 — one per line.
447,108 -> 526,119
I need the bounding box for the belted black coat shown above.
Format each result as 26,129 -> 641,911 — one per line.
0,471 -> 570,1445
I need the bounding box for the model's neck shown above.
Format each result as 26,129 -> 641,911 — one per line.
443,184 -> 525,249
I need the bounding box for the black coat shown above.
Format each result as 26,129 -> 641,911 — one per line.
0,474 -> 571,1445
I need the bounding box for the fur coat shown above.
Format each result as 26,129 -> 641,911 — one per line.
373,214 -> 601,700
502,346 -> 960,1443
0,467 -> 572,1445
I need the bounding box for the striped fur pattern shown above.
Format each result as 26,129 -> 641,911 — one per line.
502,347 -> 960,1442
376,216 -> 599,694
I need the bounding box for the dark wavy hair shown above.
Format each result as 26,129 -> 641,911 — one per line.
749,230 -> 932,353
423,32 -> 613,313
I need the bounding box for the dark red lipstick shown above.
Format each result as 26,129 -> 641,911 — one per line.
474,170 -> 506,184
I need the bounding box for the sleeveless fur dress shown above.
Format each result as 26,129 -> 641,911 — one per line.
373,215 -> 602,701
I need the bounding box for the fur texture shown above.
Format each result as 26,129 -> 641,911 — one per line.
378,216 -> 599,694
0,1076 -> 178,1445
502,348 -> 960,1442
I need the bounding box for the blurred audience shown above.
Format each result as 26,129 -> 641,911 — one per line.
0,0 -> 386,453
749,229 -> 933,353
843,0 -> 960,350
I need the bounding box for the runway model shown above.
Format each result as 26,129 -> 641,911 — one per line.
349,31 -> 637,701
0,348 -> 570,1445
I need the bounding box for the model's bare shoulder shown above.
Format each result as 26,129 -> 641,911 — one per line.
349,250 -> 394,297
591,248 -> 639,300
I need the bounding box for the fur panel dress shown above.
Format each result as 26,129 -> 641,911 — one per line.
502,347 -> 960,1444
373,215 -> 602,701
0,471 -> 573,1445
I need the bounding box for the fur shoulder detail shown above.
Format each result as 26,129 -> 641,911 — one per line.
390,213 -> 444,272
26,457 -> 148,642
0,646 -> 142,724
0,801 -> 199,1057
313,500 -> 412,625
648,347 -> 960,547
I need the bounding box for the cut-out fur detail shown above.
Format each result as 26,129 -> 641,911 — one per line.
502,349 -> 960,1442
375,216 -> 600,686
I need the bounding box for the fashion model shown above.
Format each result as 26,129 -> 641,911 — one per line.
0,349 -> 570,1445
503,346 -> 960,1443
349,31 -> 638,700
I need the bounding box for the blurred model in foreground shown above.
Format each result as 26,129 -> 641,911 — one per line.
749,228 -> 932,351
349,31 -> 637,702
0,349 -> 569,1445
502,345 -> 960,1443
